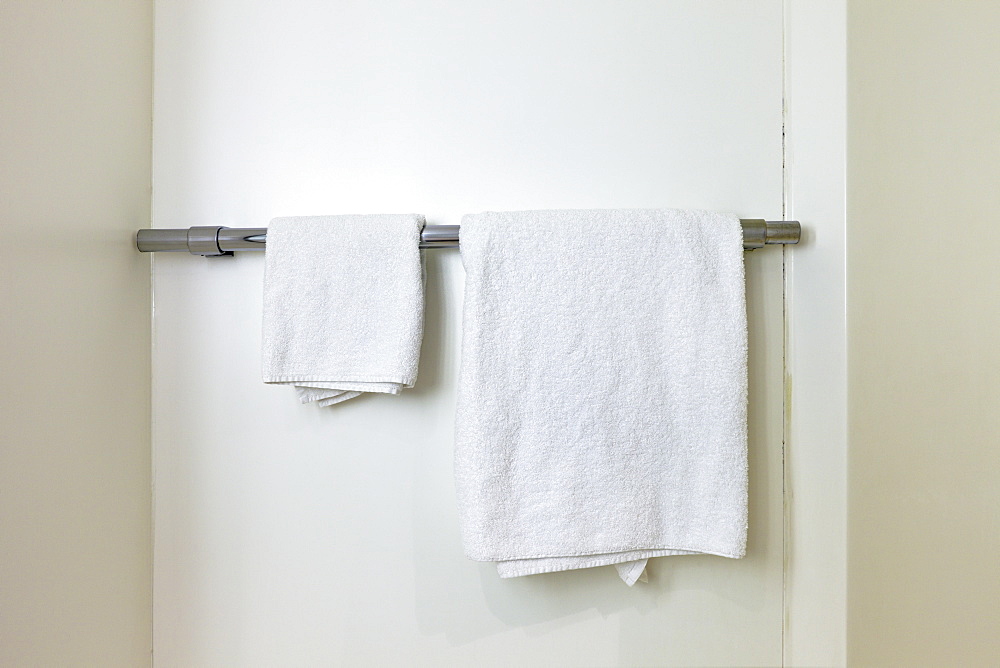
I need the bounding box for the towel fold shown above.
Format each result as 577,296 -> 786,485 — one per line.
262,214 -> 425,406
454,209 -> 748,585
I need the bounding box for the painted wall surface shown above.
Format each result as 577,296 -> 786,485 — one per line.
782,2 -> 848,664
848,2 -> 1000,665
152,1 -> 786,665
0,1 -> 153,665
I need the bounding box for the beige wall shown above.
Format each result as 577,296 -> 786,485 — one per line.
848,2 -> 1000,665
0,1 -> 153,665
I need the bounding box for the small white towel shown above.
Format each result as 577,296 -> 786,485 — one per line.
262,214 -> 425,406
455,209 -> 748,585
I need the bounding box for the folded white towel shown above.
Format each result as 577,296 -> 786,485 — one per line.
262,214 -> 425,406
455,209 -> 748,585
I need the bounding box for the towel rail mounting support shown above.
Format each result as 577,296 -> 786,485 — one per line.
135,220 -> 801,256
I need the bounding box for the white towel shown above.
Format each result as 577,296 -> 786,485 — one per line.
454,209 -> 748,586
262,214 -> 425,406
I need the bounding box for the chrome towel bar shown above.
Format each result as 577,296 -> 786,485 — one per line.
136,220 -> 801,256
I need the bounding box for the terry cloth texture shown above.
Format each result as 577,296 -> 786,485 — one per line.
454,209 -> 748,585
262,214 -> 425,406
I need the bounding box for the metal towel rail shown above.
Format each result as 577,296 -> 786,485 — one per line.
136,220 -> 801,256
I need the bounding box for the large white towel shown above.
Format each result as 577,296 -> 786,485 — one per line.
262,214 -> 425,406
454,209 -> 748,585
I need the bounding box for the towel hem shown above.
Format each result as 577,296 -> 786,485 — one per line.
467,544 -> 746,562
264,374 -> 416,385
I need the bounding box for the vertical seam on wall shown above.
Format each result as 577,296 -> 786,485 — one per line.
780,1 -> 790,665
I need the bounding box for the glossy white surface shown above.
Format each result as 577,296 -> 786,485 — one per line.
782,1 -> 848,665
152,2 -> 786,664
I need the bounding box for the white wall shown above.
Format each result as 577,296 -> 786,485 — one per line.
782,2 -> 848,664
0,1 -> 153,665
152,2 -> 789,665
848,2 -> 1000,665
